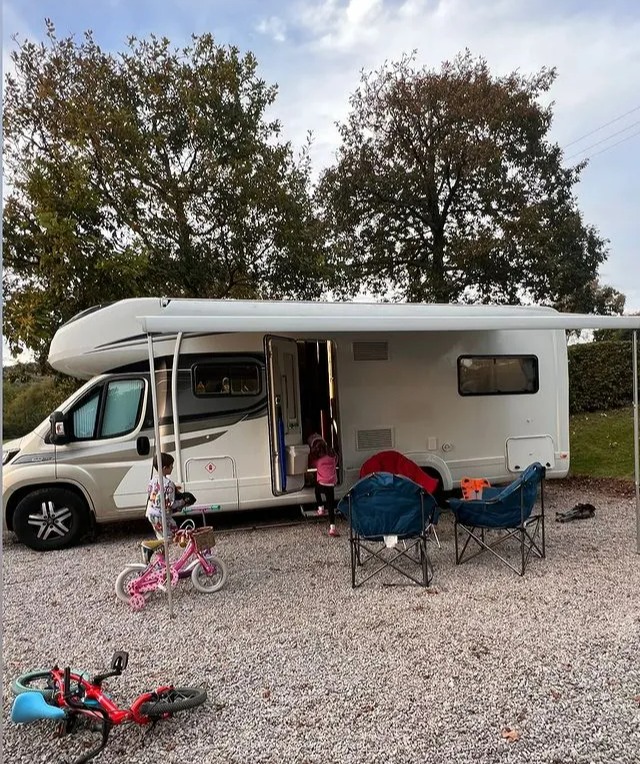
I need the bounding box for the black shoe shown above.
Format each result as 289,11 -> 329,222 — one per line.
556,503 -> 596,523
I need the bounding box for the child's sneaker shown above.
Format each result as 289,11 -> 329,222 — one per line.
328,525 -> 340,537
316,506 -> 327,516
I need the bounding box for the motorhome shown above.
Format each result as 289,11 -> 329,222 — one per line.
4,297 -> 637,551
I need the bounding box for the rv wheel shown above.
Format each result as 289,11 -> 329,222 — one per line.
13,487 -> 89,551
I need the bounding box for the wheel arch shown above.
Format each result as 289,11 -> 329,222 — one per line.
411,453 -> 453,492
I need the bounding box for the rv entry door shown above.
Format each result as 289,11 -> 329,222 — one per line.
265,336 -> 307,495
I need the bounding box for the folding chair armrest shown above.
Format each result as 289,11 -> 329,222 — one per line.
448,496 -> 501,512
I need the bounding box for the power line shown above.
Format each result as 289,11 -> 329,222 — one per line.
563,104 -> 640,148
565,118 -> 640,160
583,127 -> 640,161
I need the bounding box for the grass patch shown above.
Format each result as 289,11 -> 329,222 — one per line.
570,406 -> 636,479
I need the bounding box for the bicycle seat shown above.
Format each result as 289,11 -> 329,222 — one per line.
140,539 -> 165,551
12,692 -> 66,724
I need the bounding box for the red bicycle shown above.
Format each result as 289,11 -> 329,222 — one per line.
10,651 -> 207,763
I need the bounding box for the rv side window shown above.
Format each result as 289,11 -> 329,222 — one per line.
70,378 -> 145,440
458,355 -> 539,396
193,363 -> 261,396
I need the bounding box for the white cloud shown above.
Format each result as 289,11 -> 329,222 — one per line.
256,15 -> 287,43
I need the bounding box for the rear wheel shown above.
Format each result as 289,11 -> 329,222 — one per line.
191,556 -> 227,593
12,669 -> 87,699
12,670 -> 56,699
139,687 -> 207,718
13,487 -> 89,551
115,564 -> 151,604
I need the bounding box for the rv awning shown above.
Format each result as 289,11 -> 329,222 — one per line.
138,297 -> 640,565
137,299 -> 640,334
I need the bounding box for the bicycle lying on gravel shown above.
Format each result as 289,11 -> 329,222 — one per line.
11,650 -> 207,763
115,510 -> 227,610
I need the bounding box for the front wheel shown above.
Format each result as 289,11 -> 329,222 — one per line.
13,487 -> 89,551
191,556 -> 227,593
139,687 -> 207,718
115,564 -> 151,604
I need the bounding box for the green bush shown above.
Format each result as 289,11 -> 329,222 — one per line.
3,371 -> 81,440
568,340 -> 634,413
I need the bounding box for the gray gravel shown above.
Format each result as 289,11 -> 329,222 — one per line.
3,479 -> 640,764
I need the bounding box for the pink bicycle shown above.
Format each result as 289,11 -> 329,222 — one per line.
115,520 -> 227,610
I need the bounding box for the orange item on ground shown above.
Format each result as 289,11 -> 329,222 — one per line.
460,477 -> 491,500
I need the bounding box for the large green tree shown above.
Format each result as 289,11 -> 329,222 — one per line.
3,21 -> 325,364
317,52 -> 623,311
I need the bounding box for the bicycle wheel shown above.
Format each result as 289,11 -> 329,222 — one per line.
139,687 -> 207,718
115,564 -> 152,604
11,669 -> 86,699
191,556 -> 227,593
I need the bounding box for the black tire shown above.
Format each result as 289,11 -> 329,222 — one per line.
13,487 -> 90,551
139,687 -> 207,718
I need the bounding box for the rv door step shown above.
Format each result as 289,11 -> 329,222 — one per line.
300,505 -> 320,519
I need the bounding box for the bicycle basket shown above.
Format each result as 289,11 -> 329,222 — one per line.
192,526 -> 216,552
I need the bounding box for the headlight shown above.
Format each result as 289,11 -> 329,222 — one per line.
2,449 -> 18,466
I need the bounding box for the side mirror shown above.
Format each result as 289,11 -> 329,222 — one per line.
49,411 -> 70,445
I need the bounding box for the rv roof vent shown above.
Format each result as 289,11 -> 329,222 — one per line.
352,341 -> 389,361
356,428 -> 393,451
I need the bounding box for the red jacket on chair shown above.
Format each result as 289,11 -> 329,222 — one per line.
359,450 -> 439,494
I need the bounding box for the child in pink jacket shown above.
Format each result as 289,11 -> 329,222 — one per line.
310,439 -> 339,537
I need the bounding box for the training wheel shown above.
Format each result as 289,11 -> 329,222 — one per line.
129,593 -> 146,611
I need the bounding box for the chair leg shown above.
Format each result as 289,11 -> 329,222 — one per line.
350,538 -> 357,588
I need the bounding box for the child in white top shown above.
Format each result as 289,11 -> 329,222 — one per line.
145,452 -> 187,539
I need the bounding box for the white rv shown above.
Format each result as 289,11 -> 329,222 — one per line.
4,297 -> 637,551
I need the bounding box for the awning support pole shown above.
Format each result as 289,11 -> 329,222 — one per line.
147,333 -> 174,618
171,332 -> 184,485
633,330 -> 639,554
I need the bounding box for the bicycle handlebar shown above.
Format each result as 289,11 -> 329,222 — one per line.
173,504 -> 221,516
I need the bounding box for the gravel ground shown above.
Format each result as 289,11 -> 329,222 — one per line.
3,478 -> 640,764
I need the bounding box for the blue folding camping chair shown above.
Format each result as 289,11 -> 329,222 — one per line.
338,472 -> 440,588
448,462 -> 546,576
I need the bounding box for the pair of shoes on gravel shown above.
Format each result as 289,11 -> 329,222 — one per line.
328,525 -> 340,537
555,503 -> 596,523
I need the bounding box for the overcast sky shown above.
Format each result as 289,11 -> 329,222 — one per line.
3,0 -> 639,363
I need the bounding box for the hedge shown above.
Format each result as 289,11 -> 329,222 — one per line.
568,340 -> 634,413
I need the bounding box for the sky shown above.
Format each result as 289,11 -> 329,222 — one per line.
2,0 -> 640,366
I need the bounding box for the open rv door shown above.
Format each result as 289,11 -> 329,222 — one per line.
265,336 -> 308,495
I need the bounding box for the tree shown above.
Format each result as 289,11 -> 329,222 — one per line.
593,311 -> 639,342
316,51 -> 623,311
2,363 -> 81,439
3,21 -> 326,364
